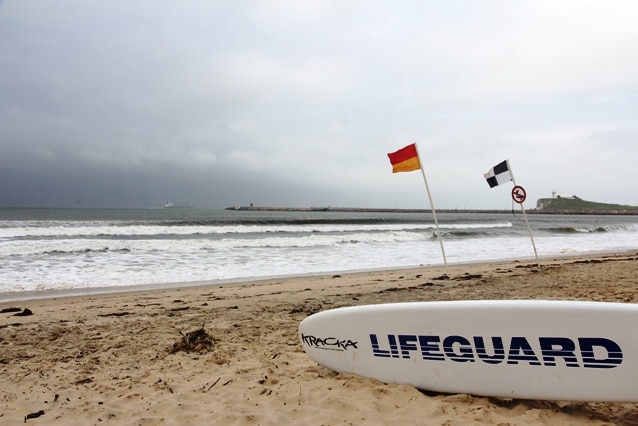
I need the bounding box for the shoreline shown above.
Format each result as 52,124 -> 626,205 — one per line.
0,249 -> 629,303
2,251 -> 638,424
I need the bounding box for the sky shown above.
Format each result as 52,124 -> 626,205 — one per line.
1,1 -> 637,209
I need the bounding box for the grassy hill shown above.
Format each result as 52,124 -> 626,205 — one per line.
536,195 -> 638,214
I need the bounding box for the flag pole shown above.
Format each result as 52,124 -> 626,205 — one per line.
414,144 -> 448,271
506,160 -> 539,266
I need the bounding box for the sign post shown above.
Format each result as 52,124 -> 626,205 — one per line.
508,179 -> 539,265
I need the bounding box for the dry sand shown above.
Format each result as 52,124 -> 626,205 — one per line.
1,251 -> 638,425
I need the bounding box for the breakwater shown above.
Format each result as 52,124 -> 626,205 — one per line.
225,206 -> 638,215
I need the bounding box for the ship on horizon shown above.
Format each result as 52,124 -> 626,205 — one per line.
164,201 -> 193,209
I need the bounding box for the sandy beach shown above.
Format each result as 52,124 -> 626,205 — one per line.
2,251 -> 638,425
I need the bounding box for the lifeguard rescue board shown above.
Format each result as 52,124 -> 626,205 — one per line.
298,300 -> 638,402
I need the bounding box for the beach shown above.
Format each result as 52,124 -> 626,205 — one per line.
2,251 -> 638,425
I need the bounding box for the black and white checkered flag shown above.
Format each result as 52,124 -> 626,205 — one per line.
484,160 -> 513,188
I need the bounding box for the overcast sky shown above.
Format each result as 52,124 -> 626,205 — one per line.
1,1 -> 637,209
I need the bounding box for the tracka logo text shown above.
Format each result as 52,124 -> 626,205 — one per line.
301,334 -> 358,352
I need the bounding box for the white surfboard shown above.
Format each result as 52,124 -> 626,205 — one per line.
299,300 -> 638,402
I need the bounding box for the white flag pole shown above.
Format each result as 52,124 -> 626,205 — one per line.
414,144 -> 448,271
506,160 -> 539,265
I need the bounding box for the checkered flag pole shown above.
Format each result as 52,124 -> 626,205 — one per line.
487,160 -> 539,264
508,161 -> 539,264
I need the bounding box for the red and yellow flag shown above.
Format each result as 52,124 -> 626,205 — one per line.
387,143 -> 421,173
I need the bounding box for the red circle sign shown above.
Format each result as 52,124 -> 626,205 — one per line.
511,186 -> 526,204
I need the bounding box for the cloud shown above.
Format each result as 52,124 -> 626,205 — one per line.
1,1 -> 637,209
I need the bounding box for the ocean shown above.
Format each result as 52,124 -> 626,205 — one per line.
1,207 -> 637,300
